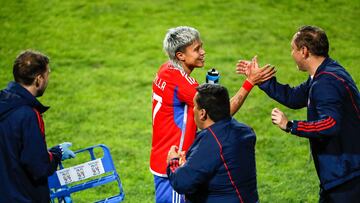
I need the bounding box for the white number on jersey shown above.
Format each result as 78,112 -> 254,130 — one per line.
152,92 -> 162,124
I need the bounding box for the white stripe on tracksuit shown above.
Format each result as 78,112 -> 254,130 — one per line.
172,190 -> 182,203
178,104 -> 188,152
173,103 -> 187,203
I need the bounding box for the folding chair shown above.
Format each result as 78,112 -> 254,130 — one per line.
48,144 -> 125,202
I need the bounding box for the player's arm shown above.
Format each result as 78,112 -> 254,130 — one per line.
177,75 -> 198,107
272,80 -> 343,138
259,76 -> 310,109
231,56 -> 275,115
166,138 -> 218,194
290,80 -> 343,138
237,56 -> 309,109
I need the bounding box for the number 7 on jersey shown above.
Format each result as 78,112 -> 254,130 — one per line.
152,92 -> 162,123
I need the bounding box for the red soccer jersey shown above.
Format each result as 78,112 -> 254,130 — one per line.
150,61 -> 199,176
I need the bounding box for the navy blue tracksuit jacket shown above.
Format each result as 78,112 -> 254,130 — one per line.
0,82 -> 62,203
259,57 -> 360,190
167,117 -> 258,203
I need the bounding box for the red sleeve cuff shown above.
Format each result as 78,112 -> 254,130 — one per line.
169,158 -> 180,173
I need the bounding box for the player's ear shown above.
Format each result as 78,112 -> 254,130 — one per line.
176,51 -> 185,61
302,46 -> 310,59
34,74 -> 42,87
200,109 -> 207,121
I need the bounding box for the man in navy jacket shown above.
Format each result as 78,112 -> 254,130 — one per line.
0,50 -> 75,202
238,26 -> 360,202
166,84 -> 258,203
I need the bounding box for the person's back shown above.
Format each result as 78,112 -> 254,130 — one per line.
0,82 -> 53,202
213,118 -> 258,203
307,57 -> 360,188
185,118 -> 258,203
167,84 -> 258,203
313,57 -> 360,125
0,50 -> 75,203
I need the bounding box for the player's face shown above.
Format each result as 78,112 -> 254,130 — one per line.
193,93 -> 201,128
181,40 -> 205,70
291,35 -> 307,72
193,93 -> 204,130
36,65 -> 50,97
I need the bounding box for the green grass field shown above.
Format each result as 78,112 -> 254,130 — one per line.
1,0 -> 359,202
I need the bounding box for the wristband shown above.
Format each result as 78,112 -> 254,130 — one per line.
242,79 -> 254,92
285,120 -> 294,133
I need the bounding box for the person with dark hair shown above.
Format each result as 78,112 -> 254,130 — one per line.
0,50 -> 75,202
166,84 -> 258,203
238,25 -> 360,202
151,26 -> 273,203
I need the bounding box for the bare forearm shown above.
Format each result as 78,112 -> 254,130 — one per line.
230,87 -> 250,116
230,57 -> 276,115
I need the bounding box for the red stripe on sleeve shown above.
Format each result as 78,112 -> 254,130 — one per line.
298,117 -> 332,127
297,119 -> 336,132
298,117 -> 335,129
298,119 -> 336,130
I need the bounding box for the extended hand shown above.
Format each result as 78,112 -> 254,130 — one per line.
59,142 -> 76,161
236,56 -> 276,85
271,108 -> 288,130
236,60 -> 251,76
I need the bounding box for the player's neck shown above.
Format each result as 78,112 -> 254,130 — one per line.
21,83 -> 38,97
182,65 -> 194,75
186,67 -> 194,75
177,61 -> 194,75
198,118 -> 215,130
307,56 -> 326,77
203,120 -> 215,129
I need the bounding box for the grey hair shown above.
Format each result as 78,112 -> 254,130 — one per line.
163,26 -> 200,70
